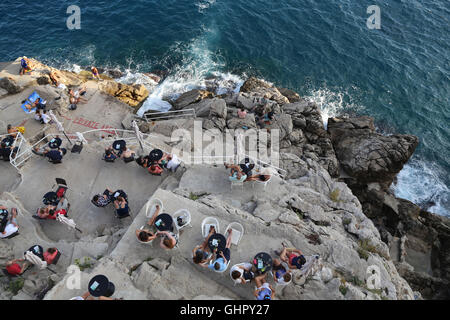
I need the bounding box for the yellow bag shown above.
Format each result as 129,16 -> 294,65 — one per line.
17,126 -> 25,134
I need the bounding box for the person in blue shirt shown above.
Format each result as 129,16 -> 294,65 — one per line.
204,229 -> 233,272
253,273 -> 275,300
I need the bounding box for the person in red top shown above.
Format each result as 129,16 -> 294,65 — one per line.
5,258 -> 31,276
43,248 -> 60,265
148,163 -> 163,176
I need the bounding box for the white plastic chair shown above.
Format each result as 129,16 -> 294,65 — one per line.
224,222 -> 244,246
252,175 -> 272,189
201,217 -> 220,238
231,180 -> 244,190
229,263 -> 253,286
146,198 -> 163,218
172,209 -> 192,232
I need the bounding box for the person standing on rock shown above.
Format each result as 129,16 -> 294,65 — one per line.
20,57 -> 32,75
91,66 -> 101,81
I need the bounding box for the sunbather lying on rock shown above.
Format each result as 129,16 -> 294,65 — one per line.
136,204 -> 161,243
192,226 -> 215,265
69,86 -> 87,104
253,273 -> 275,300
0,206 -> 19,239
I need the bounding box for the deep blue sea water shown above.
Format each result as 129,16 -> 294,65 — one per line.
0,0 -> 449,216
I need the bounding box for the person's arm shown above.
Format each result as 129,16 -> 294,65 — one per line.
113,201 -> 119,209
192,245 -> 200,257
292,249 -> 303,256
270,285 -> 275,299
219,251 -> 228,265
253,288 -> 259,298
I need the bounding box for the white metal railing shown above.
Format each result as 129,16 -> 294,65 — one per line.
9,132 -> 32,169
143,108 -> 196,122
8,128 -> 287,179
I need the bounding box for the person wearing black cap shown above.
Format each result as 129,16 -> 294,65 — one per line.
278,242 -> 306,270
112,140 -> 126,157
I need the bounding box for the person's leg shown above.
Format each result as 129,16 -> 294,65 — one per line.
147,204 -> 161,226
202,226 -> 216,248
225,229 -> 233,249
280,247 -> 289,263
254,274 -> 266,288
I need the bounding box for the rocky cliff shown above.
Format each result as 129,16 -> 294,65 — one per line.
0,60 -> 447,300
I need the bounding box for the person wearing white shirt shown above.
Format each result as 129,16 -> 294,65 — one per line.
0,207 -> 19,239
166,154 -> 181,172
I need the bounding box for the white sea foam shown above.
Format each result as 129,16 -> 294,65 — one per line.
196,0 -> 217,12
304,87 -> 363,129
392,159 -> 449,217
136,32 -> 244,116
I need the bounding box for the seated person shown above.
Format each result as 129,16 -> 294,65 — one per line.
36,206 -> 56,219
156,230 -> 178,250
253,273 -> 275,300
148,163 -> 163,176
246,173 -> 271,182
201,229 -> 233,272
34,110 -> 43,122
114,196 -> 129,218
91,190 -> 113,207
135,204 -> 161,243
224,163 -> 247,183
69,87 -> 87,104
120,147 -> 136,163
0,207 -> 19,239
192,226 -> 215,265
272,258 -> 292,284
165,154 -> 181,172
279,243 -> 306,270
43,248 -> 60,265
40,110 -> 51,124
231,263 -> 255,284
7,124 -> 18,138
0,141 -> 18,161
43,148 -> 66,163
5,259 -> 32,276
257,111 -> 275,127
135,156 -> 150,168
103,147 -> 118,162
